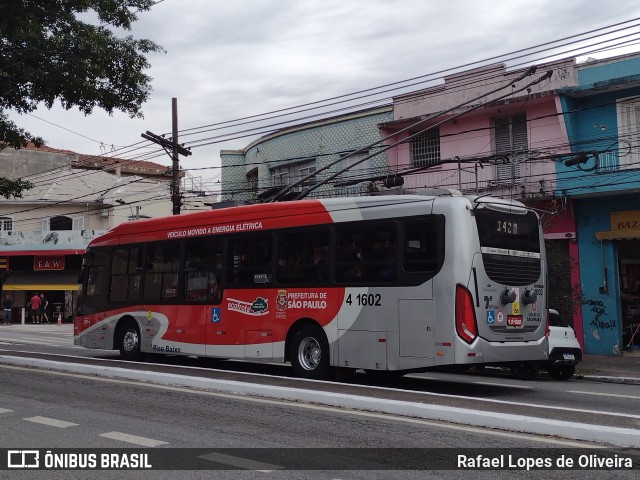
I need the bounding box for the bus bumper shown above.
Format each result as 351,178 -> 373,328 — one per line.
454,335 -> 549,365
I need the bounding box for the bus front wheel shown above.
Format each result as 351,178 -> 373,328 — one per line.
289,324 -> 330,380
118,321 -> 142,361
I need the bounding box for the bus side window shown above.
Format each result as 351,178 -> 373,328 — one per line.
227,233 -> 273,287
110,247 -> 142,303
335,223 -> 396,283
403,218 -> 443,273
276,229 -> 330,285
143,243 -> 180,302
184,239 -> 223,303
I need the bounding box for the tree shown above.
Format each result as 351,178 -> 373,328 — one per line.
0,0 -> 163,198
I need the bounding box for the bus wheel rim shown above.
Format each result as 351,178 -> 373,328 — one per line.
123,330 -> 139,353
298,336 -> 321,370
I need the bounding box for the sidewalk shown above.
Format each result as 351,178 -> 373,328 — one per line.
577,349 -> 640,384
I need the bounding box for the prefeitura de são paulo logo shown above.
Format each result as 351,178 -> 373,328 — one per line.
276,290 -> 287,312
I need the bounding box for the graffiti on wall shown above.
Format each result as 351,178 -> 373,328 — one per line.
583,298 -> 615,329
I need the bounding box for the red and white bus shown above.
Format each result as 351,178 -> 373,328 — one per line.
74,191 -> 549,379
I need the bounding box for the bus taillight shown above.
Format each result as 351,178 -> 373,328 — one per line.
455,284 -> 477,344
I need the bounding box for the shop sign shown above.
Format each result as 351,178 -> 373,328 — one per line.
610,210 -> 640,232
34,256 -> 65,271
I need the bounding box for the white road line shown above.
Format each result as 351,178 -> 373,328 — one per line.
0,339 -> 71,346
99,431 -> 168,447
0,408 -> 13,414
198,452 -> 283,472
568,390 -> 640,400
24,416 -> 78,428
472,381 -> 534,389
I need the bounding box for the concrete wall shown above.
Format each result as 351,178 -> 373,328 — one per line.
0,148 -> 75,179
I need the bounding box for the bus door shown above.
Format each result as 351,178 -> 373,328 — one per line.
204,285 -> 266,359
398,298 -> 435,359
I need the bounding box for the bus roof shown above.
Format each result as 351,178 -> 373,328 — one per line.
87,194 -> 525,248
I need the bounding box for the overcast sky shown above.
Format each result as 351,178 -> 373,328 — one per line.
8,0 -> 640,191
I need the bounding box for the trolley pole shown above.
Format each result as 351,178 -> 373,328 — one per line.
141,98 -> 192,215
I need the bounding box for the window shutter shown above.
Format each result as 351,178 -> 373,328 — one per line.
494,118 -> 512,154
73,217 -> 84,231
493,114 -> 527,185
616,98 -> 640,168
512,114 -> 528,150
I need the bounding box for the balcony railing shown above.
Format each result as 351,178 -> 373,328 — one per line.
597,148 -> 639,173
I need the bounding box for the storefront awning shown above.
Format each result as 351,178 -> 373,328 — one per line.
595,230 -> 640,241
2,272 -> 79,291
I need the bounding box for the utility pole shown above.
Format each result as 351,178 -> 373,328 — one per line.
141,98 -> 192,215
171,98 -> 180,215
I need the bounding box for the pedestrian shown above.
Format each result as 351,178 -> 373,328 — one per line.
30,292 -> 41,324
2,295 -> 12,325
40,293 -> 49,323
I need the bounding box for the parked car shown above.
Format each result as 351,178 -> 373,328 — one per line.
510,308 -> 582,380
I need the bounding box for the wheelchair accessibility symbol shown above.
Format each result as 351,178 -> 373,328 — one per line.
486,310 -> 495,324
211,308 -> 221,323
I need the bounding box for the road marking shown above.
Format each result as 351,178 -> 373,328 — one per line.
99,431 -> 168,447
24,416 -> 78,428
568,390 -> 640,400
472,381 -> 533,389
198,452 -> 282,472
0,408 -> 13,414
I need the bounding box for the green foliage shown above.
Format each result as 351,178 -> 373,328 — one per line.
0,177 -> 34,199
0,0 -> 164,197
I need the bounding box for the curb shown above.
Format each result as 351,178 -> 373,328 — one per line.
577,374 -> 640,385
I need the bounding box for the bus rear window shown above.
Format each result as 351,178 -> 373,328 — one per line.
475,209 -> 540,253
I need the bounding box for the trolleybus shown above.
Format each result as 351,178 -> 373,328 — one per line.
74,190 -> 549,379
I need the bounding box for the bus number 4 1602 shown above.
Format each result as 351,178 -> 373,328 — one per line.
346,293 -> 382,307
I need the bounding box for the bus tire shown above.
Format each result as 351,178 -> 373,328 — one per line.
510,361 -> 539,380
289,324 -> 330,380
117,320 -> 142,361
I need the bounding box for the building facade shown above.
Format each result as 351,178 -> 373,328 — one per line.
0,146 -> 174,321
557,53 -> 640,354
220,106 -> 393,203
378,58 -> 586,344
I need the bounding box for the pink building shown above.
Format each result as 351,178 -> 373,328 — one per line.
379,59 -> 584,344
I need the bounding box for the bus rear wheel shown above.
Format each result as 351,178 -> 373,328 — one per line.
118,321 -> 142,361
289,324 -> 330,380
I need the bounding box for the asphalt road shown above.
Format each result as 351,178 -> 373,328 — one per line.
1,364 -> 637,480
1,324 -> 639,453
